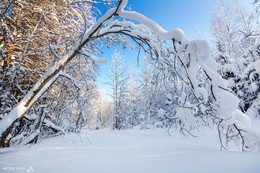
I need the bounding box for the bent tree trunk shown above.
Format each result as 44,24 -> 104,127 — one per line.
0,1 -> 125,145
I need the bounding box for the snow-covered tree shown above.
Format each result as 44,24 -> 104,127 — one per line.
137,62 -> 177,129
107,51 -> 129,129
211,0 -> 260,117
138,63 -> 155,123
0,0 -> 101,147
123,68 -> 141,128
86,89 -> 113,130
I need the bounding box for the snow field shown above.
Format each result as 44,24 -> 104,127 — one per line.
1,128 -> 260,173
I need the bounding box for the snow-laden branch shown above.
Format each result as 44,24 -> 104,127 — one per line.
49,44 -> 62,60
59,72 -> 81,90
43,119 -> 66,134
183,39 -> 257,151
80,51 -> 107,63
117,0 -> 186,43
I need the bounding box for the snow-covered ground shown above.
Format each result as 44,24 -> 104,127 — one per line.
1,128 -> 260,173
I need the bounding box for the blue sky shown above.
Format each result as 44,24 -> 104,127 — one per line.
128,0 -> 216,40
95,0 -> 253,97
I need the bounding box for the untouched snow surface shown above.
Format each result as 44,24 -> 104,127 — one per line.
1,129 -> 260,173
